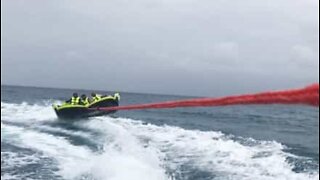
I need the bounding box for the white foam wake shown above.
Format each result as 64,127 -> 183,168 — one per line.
85,117 -> 319,180
1,102 -> 56,122
1,102 -> 169,180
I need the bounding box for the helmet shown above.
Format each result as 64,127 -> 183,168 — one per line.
73,93 -> 78,97
81,94 -> 86,99
91,92 -> 96,97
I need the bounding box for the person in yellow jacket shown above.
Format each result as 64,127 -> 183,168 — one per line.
91,92 -> 102,102
80,94 -> 90,106
66,93 -> 80,105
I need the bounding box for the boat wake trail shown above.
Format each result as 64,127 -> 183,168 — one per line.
1,102 -> 319,180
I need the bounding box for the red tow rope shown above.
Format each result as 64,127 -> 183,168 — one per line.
94,83 -> 319,111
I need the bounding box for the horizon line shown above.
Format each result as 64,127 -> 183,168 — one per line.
1,83 -> 196,98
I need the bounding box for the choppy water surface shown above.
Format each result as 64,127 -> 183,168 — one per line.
1,85 -> 319,180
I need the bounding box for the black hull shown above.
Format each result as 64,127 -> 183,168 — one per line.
54,96 -> 119,119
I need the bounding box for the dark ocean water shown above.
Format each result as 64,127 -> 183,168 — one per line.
1,85 -> 319,180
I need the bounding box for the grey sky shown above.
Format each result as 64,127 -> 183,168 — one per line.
1,0 -> 319,96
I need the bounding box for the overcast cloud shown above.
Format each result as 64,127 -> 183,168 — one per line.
1,0 -> 319,96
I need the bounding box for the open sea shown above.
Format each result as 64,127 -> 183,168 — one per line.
1,85 -> 319,180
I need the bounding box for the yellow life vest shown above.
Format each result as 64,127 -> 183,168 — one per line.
71,97 -> 80,105
82,97 -> 89,105
93,95 -> 101,101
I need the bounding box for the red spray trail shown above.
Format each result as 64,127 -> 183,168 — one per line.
94,84 -> 319,112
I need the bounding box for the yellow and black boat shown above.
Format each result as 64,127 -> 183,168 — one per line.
53,93 -> 120,119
